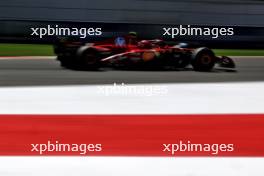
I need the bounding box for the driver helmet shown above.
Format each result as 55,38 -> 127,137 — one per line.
127,31 -> 138,45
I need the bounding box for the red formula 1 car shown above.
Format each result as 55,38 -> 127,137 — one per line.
54,36 -> 235,71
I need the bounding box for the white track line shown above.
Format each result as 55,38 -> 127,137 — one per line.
0,157 -> 263,176
0,82 -> 263,114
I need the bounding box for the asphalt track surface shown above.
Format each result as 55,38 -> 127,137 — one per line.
0,56 -> 263,86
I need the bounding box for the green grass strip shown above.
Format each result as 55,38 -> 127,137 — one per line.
0,43 -> 54,56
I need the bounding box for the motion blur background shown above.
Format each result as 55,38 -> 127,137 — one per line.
1,0 -> 264,25
0,0 -> 264,47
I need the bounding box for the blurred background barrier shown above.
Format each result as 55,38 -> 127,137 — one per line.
0,0 -> 264,48
1,0 -> 264,26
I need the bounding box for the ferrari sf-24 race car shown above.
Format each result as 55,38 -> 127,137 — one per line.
54,37 -> 235,71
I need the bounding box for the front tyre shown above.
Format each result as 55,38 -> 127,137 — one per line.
191,47 -> 216,71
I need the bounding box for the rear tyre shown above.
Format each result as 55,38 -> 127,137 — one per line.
58,55 -> 74,69
191,47 -> 216,71
76,48 -> 101,70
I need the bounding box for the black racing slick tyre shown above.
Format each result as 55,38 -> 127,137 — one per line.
77,47 -> 100,70
58,55 -> 74,69
191,47 -> 216,71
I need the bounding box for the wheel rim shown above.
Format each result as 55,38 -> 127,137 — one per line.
200,54 -> 212,65
84,52 -> 97,65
